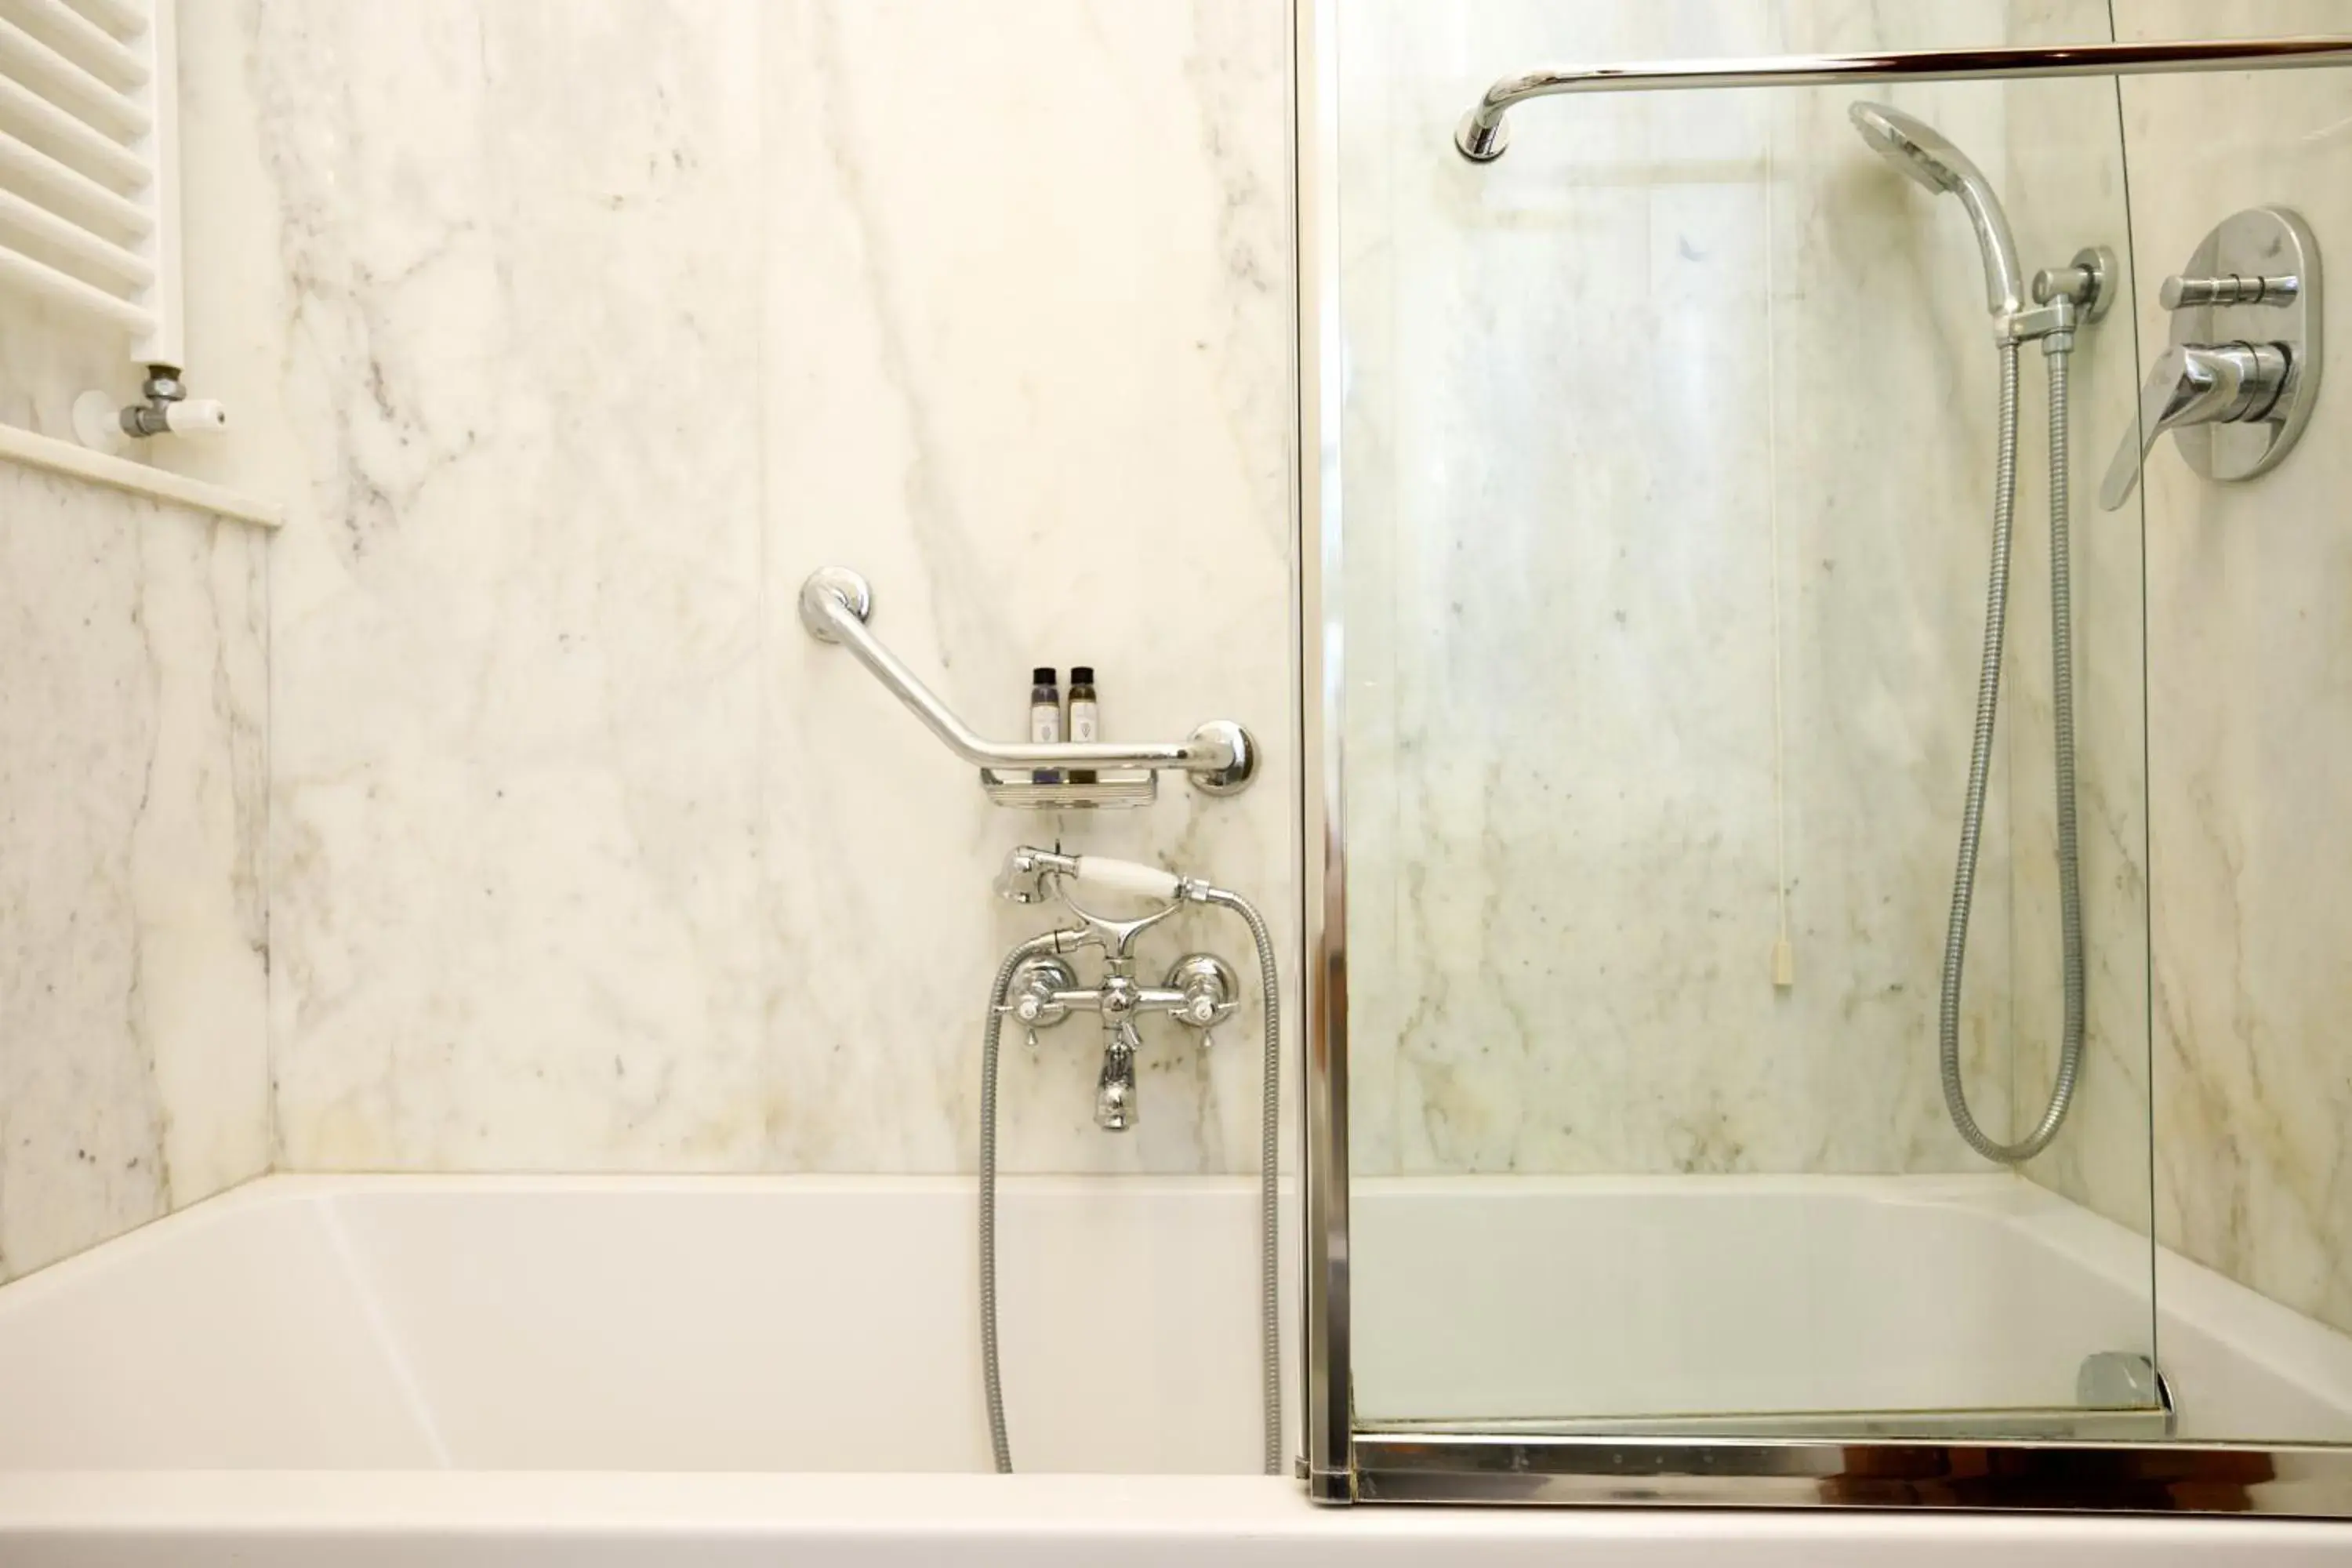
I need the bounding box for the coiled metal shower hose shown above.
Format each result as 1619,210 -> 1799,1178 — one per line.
978,889 -> 1283,1475
1202,885 -> 1285,1477
977,930 -> 1060,1475
1938,339 -> 2085,1163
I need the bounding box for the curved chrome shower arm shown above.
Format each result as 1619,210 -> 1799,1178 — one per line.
1454,38 -> 2352,162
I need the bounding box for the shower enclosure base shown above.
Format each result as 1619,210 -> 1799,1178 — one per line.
1364,1394 -> 2174,1443
1352,1174 -> 2352,1443
1342,1174 -> 2352,1513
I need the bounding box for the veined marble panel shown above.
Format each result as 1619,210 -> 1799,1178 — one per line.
0,313 -> 135,447
251,0 -> 772,1169
0,464 -> 268,1281
1338,0 -> 2115,1174
2111,0 -> 2352,1342
760,0 -> 1296,1175
246,0 -> 1296,1174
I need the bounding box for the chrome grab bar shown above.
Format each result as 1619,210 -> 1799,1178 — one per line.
1456,37 -> 2352,161
797,566 -> 1258,796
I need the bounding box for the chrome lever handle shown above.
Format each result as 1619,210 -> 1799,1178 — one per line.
2100,343 -> 2285,511
2100,346 -> 2234,511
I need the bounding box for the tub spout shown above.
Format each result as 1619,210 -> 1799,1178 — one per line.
1094,1023 -> 1140,1131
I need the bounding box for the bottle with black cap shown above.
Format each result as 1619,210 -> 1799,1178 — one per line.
1029,666 -> 1062,786
1067,666 -> 1099,786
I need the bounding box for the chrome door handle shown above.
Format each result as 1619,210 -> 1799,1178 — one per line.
2100,342 -> 2288,510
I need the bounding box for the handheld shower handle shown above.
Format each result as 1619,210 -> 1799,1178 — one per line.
994,845 -> 1189,906
1071,855 -> 1184,902
2100,343 -> 2287,510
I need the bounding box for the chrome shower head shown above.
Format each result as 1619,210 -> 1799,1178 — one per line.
993,844 -> 1076,906
1848,102 -> 2026,319
1849,102 -> 1968,194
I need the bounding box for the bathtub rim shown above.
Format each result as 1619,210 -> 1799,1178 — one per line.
8,1470 -> 2352,1554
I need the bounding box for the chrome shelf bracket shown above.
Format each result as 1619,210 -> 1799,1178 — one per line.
798,566 -> 1259,807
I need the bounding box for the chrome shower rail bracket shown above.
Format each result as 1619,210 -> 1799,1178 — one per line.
798,567 -> 1259,808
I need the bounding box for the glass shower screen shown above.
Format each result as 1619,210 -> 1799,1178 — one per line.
1330,0 -> 2158,1439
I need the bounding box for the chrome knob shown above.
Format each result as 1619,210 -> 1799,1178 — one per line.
2161,272 -> 2299,310
2029,246 -> 2114,321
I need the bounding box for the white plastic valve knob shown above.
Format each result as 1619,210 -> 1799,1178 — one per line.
162,399 -> 228,435
1071,855 -> 1182,902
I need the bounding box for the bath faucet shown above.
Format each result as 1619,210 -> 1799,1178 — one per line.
977,847 -> 1283,1474
992,845 -> 1237,1131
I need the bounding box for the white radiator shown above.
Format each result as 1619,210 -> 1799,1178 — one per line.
0,0 -> 180,369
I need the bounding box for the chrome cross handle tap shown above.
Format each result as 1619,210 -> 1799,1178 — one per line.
2100,341 -> 2292,510
1165,953 -> 1241,1029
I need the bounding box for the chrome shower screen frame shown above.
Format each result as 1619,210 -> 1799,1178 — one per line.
1289,7 -> 2352,1514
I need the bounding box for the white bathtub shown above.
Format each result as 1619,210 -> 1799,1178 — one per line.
2,1173 -> 2350,1565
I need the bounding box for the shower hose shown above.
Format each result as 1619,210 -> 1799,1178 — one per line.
977,887 -> 1283,1475
1939,338 -> 2086,1163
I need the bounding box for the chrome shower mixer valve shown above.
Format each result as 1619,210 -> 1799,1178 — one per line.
991,844 -> 1237,1131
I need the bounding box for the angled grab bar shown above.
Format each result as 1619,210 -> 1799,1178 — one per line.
1454,37 -> 2352,161
797,567 -> 1258,798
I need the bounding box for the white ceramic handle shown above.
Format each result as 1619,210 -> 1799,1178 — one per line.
1072,855 -> 1181,902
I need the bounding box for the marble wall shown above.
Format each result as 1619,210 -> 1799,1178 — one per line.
1336,0 -> 2142,1175
211,0 -> 1296,1175
2108,0 -> 2352,1339
0,24 -> 274,1280
0,462 -> 269,1283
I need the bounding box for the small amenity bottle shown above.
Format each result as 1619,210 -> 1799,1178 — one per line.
1029,666 -> 1062,785
1068,666 -> 1098,786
